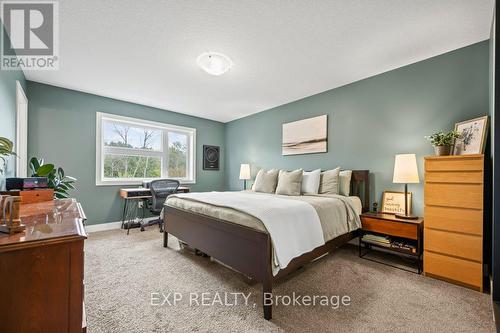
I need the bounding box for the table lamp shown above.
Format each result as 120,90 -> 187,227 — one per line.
239,164 -> 251,190
392,154 -> 419,219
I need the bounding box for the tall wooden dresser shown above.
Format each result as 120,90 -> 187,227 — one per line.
424,154 -> 484,291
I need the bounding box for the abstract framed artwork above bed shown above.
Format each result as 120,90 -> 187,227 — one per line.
282,115 -> 327,155
162,170 -> 369,320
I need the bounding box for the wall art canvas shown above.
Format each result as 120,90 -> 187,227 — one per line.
453,116 -> 488,155
282,115 -> 327,156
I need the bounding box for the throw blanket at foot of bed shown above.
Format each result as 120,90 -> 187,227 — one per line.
168,191 -> 325,273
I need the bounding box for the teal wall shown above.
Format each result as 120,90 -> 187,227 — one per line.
0,22 -> 26,187
27,82 -> 225,225
225,41 -> 490,216
25,40 -> 490,223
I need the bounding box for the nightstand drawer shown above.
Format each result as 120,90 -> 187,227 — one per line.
425,228 -> 482,261
361,217 -> 417,240
424,206 -> 482,235
424,251 -> 482,289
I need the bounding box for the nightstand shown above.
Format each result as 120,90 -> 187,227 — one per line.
359,212 -> 424,273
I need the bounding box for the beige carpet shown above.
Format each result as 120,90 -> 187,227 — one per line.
85,228 -> 495,333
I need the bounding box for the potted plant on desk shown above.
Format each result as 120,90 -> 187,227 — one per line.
425,131 -> 461,156
30,157 -> 78,198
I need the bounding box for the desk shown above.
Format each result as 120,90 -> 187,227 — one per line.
119,187 -> 189,233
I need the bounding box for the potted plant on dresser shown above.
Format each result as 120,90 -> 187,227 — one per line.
425,131 -> 461,156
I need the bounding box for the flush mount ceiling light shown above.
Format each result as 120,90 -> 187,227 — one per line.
196,52 -> 233,76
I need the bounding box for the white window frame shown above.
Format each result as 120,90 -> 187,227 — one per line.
96,112 -> 196,186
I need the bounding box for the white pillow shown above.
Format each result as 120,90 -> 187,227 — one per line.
301,169 -> 321,194
339,170 -> 352,196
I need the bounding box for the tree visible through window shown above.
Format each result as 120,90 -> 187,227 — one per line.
103,122 -> 162,178
168,132 -> 188,178
104,155 -> 161,179
96,113 -> 195,184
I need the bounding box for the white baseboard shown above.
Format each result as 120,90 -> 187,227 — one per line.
85,217 -> 158,233
85,221 -> 122,233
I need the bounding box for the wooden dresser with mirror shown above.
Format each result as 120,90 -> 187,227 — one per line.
0,198 -> 87,333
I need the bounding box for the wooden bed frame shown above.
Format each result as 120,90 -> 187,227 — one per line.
163,170 -> 370,320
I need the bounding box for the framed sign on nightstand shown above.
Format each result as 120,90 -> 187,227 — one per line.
381,191 -> 412,215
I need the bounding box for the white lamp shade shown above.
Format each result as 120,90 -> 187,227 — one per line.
239,164 -> 251,180
393,154 -> 420,184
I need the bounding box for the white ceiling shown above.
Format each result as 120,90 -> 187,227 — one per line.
25,0 -> 494,123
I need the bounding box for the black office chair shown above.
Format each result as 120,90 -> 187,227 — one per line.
140,179 -> 180,232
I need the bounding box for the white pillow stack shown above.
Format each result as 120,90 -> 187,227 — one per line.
251,167 -> 353,197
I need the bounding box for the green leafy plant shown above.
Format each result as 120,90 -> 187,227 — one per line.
0,137 -> 16,174
29,157 -> 77,199
425,131 -> 461,147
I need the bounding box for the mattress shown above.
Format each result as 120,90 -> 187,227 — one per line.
165,191 -> 362,242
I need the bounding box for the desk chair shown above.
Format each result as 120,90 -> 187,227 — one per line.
140,179 -> 180,232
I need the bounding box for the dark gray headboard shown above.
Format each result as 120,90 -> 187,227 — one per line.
350,170 -> 370,213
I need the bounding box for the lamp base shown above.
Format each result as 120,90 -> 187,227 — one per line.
395,214 -> 419,220
0,223 -> 26,235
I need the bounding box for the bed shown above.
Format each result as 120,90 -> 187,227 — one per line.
162,170 -> 369,320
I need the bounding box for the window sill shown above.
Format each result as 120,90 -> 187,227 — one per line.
95,180 -> 196,186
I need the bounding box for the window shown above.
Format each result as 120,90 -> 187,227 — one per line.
96,112 -> 196,185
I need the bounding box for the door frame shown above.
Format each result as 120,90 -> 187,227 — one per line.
15,80 -> 28,177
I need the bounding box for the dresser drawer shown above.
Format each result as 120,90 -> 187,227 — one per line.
425,171 -> 483,184
425,228 -> 482,261
424,251 -> 482,289
361,217 -> 417,240
425,156 -> 483,172
424,183 -> 483,209
424,206 -> 482,235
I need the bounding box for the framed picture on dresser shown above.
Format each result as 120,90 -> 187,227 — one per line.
453,116 -> 489,155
